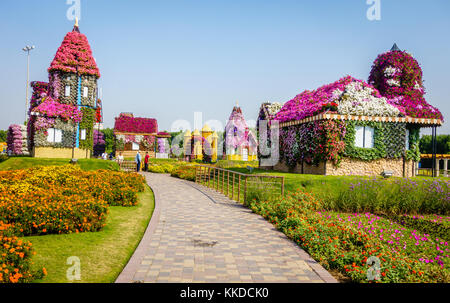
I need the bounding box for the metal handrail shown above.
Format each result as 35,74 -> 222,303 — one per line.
195,165 -> 285,203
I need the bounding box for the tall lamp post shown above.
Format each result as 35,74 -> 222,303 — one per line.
22,45 -> 35,124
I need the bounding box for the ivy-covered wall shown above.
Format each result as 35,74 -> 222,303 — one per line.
79,108 -> 95,150
277,119 -> 421,170
344,121 -> 420,162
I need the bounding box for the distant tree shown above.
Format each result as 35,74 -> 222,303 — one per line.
100,128 -> 116,154
0,130 -> 6,142
419,135 -> 450,154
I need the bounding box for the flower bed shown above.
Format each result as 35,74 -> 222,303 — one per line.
170,164 -> 197,181
0,222 -> 46,283
249,190 -> 449,282
0,166 -> 145,237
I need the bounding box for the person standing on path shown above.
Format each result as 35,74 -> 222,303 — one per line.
135,151 -> 142,172
144,152 -> 150,172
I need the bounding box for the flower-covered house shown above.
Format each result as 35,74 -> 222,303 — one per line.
114,113 -> 158,158
262,45 -> 443,177
27,20 -> 100,158
224,104 -> 257,161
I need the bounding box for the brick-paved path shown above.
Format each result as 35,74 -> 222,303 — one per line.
116,173 -> 337,283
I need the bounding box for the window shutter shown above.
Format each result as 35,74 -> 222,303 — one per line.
65,86 -> 71,97
47,128 -> 55,142
54,129 -> 63,143
354,126 -> 364,148
364,127 -> 374,148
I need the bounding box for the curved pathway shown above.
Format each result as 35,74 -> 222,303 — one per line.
116,173 -> 337,283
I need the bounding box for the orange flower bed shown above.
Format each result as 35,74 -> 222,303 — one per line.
0,222 -> 46,283
0,165 -> 146,283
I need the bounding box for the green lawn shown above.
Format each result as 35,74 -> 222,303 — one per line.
0,157 -> 119,171
25,185 -> 154,283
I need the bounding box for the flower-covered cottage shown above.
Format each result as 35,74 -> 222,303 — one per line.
260,45 -> 443,177
24,20 -> 101,158
224,104 -> 257,161
113,113 -> 161,158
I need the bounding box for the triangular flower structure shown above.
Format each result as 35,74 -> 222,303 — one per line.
224,105 -> 257,161
24,22 -> 101,157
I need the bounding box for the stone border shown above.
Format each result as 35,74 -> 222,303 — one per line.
115,173 -> 163,283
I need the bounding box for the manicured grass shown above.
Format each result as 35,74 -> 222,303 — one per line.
0,157 -> 119,171
25,185 -> 154,283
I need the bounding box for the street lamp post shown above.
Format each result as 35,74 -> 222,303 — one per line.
22,45 -> 35,124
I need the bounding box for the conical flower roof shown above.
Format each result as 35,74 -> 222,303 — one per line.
48,26 -> 100,77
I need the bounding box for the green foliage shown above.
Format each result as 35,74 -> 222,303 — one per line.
79,108 -> 95,150
344,121 -> 417,161
405,127 -> 421,161
334,177 -> 449,216
344,121 -> 387,161
170,164 -> 196,181
0,154 -> 8,163
100,128 -> 116,154
249,191 -> 450,283
387,214 -> 450,241
419,134 -> 450,154
0,130 -> 7,142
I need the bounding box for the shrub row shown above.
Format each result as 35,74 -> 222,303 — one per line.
333,177 -> 449,216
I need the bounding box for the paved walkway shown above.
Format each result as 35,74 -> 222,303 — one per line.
116,173 -> 337,283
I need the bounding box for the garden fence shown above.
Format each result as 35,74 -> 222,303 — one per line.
119,160 -> 138,172
195,165 -> 285,203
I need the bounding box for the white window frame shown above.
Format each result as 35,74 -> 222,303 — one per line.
355,125 -> 374,149
47,128 -> 55,143
65,85 -> 71,97
47,128 -> 62,143
80,129 -> 87,140
132,142 -> 140,151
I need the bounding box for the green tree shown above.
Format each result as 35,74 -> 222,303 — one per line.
100,128 -> 116,154
419,135 -> 450,154
0,130 -> 7,142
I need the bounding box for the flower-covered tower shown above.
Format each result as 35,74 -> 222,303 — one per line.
224,103 -> 257,161
27,19 -> 101,158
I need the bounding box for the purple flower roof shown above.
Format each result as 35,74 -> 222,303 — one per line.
114,113 -> 158,134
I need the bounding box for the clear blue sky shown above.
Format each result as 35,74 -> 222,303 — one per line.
1,0 -> 449,135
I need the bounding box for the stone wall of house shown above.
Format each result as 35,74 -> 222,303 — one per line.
33,147 -> 91,159
325,158 -> 415,177
273,161 -> 326,175
271,157 -> 415,177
